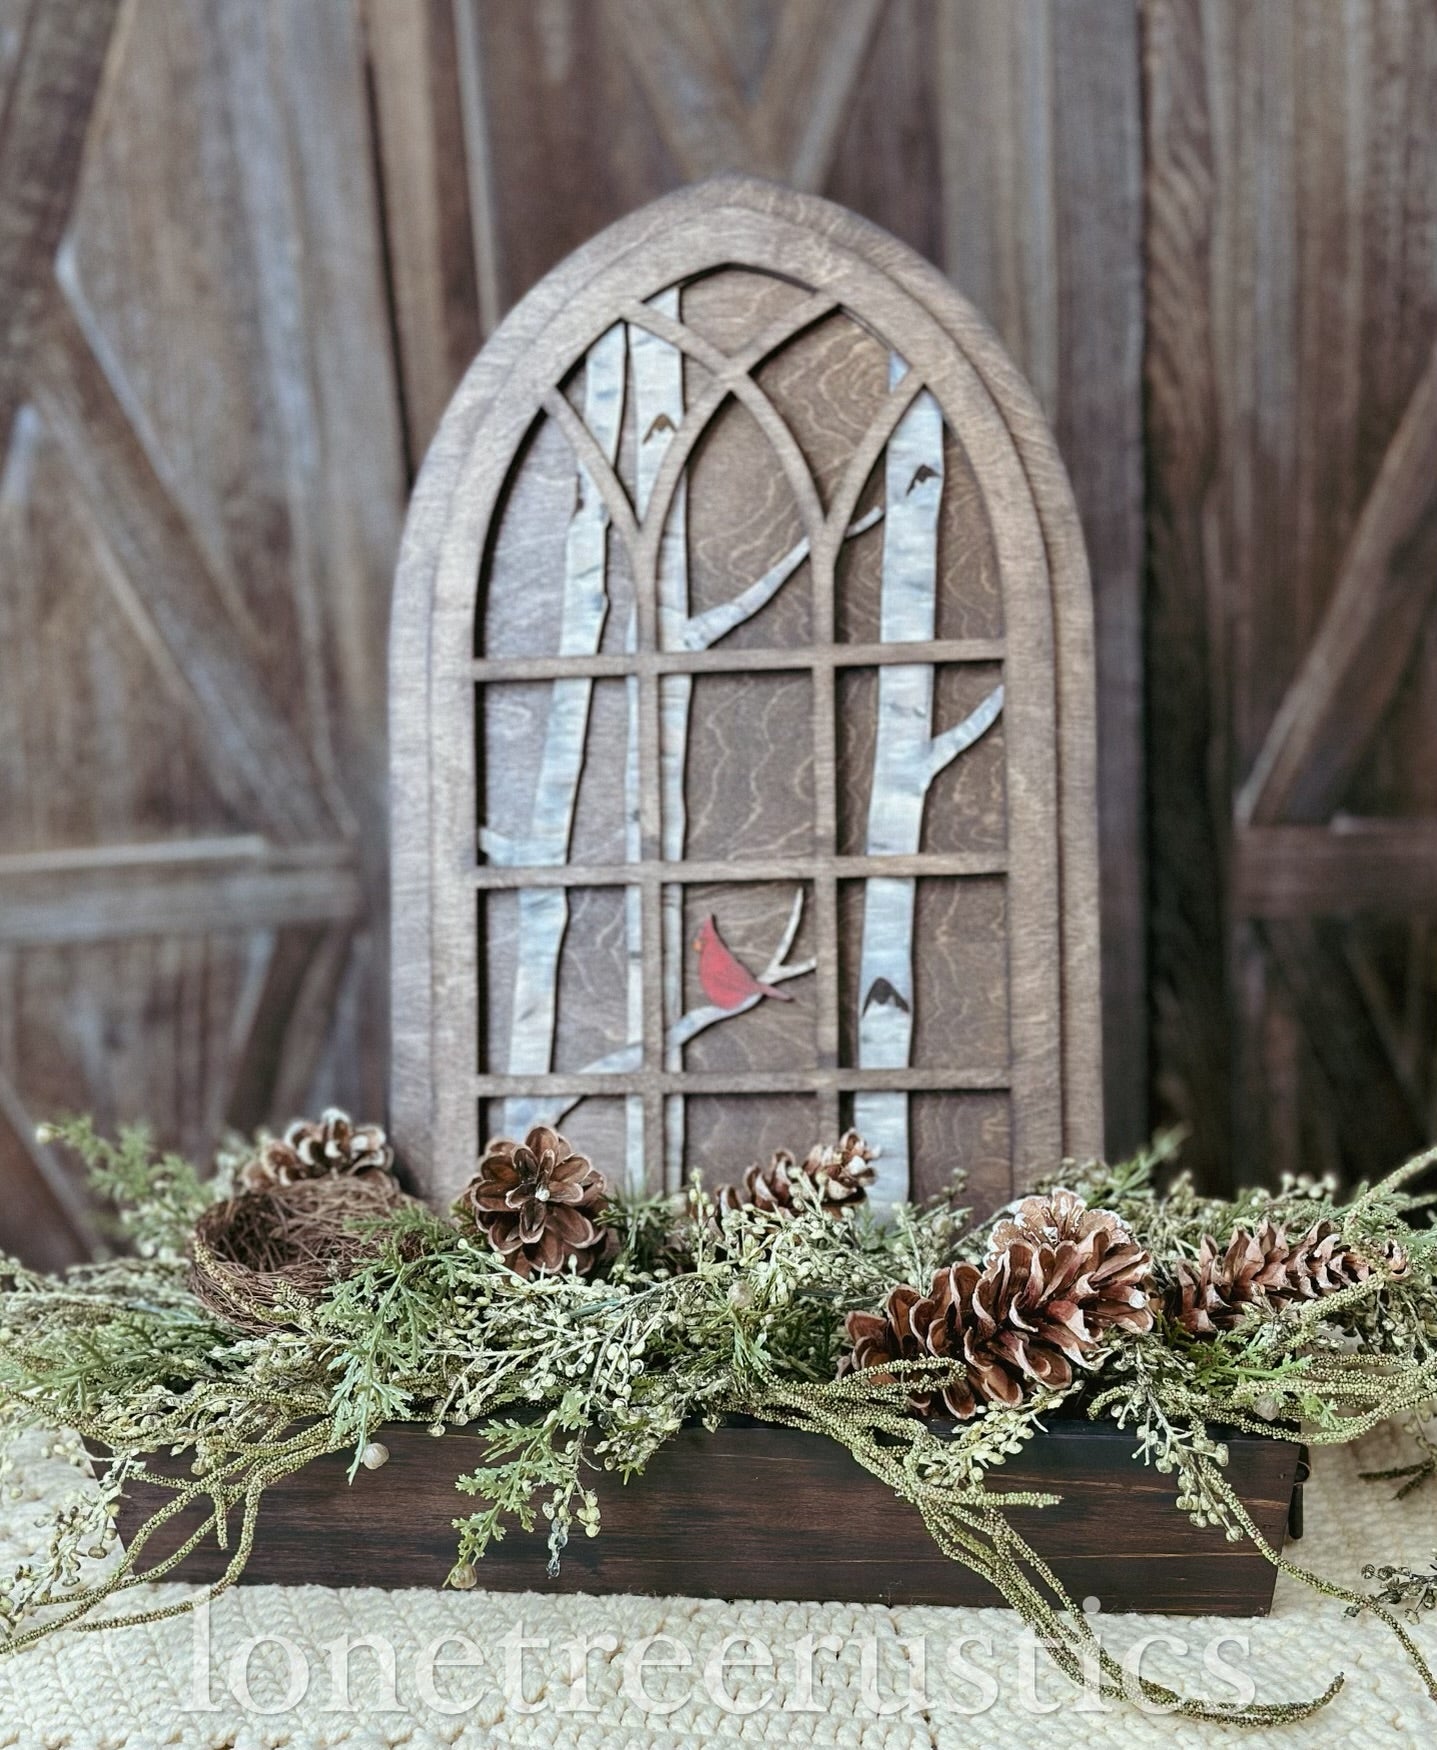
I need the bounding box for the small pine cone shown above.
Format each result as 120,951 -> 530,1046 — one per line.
800,1130 -> 878,1211
1173,1224 -> 1290,1335
455,1125 -> 609,1278
715,1131 -> 877,1218
843,1195 -> 1155,1419
240,1109 -> 393,1193
1172,1218 -> 1402,1335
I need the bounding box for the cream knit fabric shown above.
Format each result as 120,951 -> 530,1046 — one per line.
0,1423 -> 1433,1750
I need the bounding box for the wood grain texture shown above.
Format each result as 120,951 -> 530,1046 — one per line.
0,0 -> 125,1265
0,0 -> 405,1264
391,176 -> 1100,1207
1143,0 -> 1437,1190
935,4 -> 1145,1157
0,0 -> 120,442
361,0 -> 482,462
99,1418 -> 1300,1616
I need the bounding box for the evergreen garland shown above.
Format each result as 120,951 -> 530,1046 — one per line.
0,1118 -> 1434,1728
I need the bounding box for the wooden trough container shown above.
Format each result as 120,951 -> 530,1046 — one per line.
98,1420 -> 1304,1615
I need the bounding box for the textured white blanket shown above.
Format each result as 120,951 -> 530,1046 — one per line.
0,1423 -> 1433,1749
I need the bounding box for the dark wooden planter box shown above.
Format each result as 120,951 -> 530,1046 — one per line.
95,1419 -> 1303,1616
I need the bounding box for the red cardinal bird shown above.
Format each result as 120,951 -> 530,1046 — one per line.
693,915 -> 795,1009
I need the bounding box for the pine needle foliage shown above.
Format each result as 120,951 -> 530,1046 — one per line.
0,1124 -> 1434,1728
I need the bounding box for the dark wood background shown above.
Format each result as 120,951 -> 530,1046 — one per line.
2,0 -> 1434,1267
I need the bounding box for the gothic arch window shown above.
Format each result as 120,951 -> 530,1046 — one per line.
390,179 -> 1100,1211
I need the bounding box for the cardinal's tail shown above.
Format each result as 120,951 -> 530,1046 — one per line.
756,982 -> 795,1003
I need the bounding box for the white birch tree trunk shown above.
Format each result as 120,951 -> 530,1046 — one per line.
496,324 -> 625,1139
854,362 -> 1004,1208
627,292 -> 688,1190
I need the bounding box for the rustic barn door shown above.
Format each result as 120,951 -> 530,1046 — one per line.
391,178 -> 1101,1211
0,2 -> 405,1265
1145,0 -> 1437,1188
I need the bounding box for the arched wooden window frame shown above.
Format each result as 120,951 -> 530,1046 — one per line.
390,178 -> 1101,1206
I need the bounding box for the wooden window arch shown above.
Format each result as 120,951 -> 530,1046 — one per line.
390,178 -> 1101,1211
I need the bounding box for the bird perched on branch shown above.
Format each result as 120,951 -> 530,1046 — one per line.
693,915 -> 795,1009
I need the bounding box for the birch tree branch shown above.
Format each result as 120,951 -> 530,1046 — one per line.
500,325 -> 625,1137
924,683 -> 1004,781
679,507 -> 884,652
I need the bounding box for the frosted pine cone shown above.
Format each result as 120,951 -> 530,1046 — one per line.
844,1193 -> 1154,1419
987,1186 -> 1124,1256
715,1130 -> 876,1217
455,1124 -> 610,1278
1171,1218 -> 1407,1335
240,1109 -> 393,1193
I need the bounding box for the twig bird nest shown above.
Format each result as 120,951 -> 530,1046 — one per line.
190,1172 -> 412,1333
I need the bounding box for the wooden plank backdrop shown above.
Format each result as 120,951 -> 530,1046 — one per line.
1,0 -> 1433,1264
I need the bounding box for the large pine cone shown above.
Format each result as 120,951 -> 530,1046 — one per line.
1171,1219 -> 1409,1335
844,1194 -> 1154,1418
716,1130 -> 876,1217
240,1109 -> 393,1193
455,1125 -> 610,1278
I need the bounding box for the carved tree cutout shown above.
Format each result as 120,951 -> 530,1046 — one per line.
390,179 -> 1102,1213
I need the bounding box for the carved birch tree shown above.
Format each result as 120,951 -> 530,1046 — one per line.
488,324 -> 625,1141
853,364 -> 1004,1207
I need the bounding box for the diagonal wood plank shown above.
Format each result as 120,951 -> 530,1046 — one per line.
611,0 -> 772,177
612,0 -> 879,186
30,296 -> 340,843
1238,337 -> 1437,826
0,0 -> 37,118
755,0 -> 882,191
0,0 -> 120,442
1262,918 -> 1426,1165
225,921 -> 359,1134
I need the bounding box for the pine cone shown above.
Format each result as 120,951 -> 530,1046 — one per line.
801,1130 -> 879,1210
988,1186 -> 1120,1255
1171,1219 -> 1408,1335
240,1109 -> 393,1193
843,1194 -> 1154,1419
715,1130 -> 876,1217
455,1125 -> 609,1278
